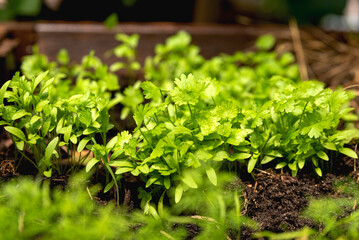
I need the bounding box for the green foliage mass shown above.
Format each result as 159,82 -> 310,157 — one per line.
0,70 -> 113,177
1,30 -> 359,220
0,171 -> 257,239
0,173 -> 189,240
21,46 -> 122,109
110,72 -> 358,206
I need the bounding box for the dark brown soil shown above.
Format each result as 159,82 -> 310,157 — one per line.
239,153 -> 357,239
240,171 -> 335,239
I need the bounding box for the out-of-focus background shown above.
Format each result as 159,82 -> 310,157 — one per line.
2,0 -> 359,91
0,0 -> 358,31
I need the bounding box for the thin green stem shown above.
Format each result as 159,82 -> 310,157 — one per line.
299,101 -> 309,124
187,104 -> 197,129
105,163 -> 120,206
101,129 -> 120,205
154,113 -> 160,125
78,151 -> 92,167
109,109 -> 123,132
159,89 -> 165,102
279,112 -> 285,133
160,89 -> 175,125
211,97 -> 217,106
17,149 -> 39,170
54,146 -> 62,175
164,111 -> 175,126
259,133 -> 271,163
202,190 -> 215,208
174,104 -> 178,121
139,128 -> 153,149
30,144 -> 41,163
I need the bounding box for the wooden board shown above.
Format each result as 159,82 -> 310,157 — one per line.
36,22 -> 291,65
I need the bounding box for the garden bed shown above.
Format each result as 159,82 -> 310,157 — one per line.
1,21 -> 359,239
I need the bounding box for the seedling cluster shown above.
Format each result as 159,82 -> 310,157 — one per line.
1,31 -> 359,239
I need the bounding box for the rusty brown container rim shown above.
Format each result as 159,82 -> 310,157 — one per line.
34,21 -> 287,36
